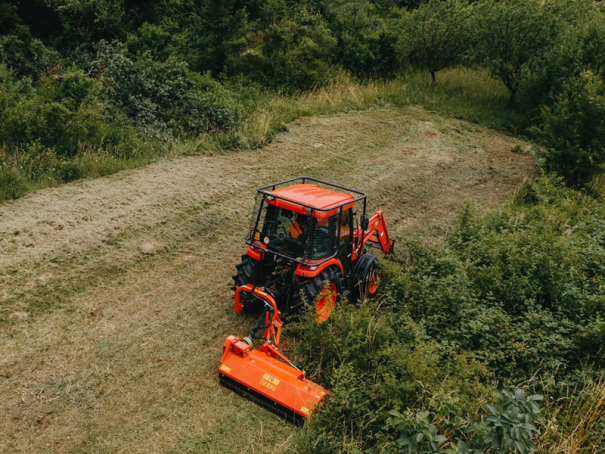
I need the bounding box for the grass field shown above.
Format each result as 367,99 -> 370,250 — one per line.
0,105 -> 534,453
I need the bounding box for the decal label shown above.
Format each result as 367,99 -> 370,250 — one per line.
260,373 -> 280,391
219,365 -> 231,373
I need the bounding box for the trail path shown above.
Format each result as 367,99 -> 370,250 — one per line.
0,108 -> 533,453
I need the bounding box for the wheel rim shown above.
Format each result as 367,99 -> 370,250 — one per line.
315,282 -> 337,323
368,267 -> 380,295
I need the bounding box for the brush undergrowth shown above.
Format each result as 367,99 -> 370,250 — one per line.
289,175 -> 605,454
197,67 -> 518,154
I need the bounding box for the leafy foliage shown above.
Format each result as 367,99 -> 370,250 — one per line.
536,70 -> 605,186
91,41 -> 240,138
293,176 -> 605,453
476,0 -> 557,105
0,63 -> 140,156
289,298 -> 491,452
382,390 -> 542,454
1,0 -> 605,197
228,6 -> 338,91
388,177 -> 605,383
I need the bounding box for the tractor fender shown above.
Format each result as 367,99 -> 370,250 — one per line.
246,243 -> 265,261
295,258 -> 343,278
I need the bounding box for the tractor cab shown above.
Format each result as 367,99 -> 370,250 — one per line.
247,179 -> 366,274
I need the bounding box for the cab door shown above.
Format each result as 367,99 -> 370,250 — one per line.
337,207 -> 353,274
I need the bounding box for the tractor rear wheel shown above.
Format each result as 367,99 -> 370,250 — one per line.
301,267 -> 342,323
232,254 -> 263,309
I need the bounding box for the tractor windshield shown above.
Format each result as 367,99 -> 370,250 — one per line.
262,206 -> 309,258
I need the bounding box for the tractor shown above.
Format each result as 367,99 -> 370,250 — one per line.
219,177 -> 394,424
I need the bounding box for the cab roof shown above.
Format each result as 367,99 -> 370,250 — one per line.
269,184 -> 354,210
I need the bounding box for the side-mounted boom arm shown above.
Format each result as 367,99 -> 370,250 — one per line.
353,209 -> 394,261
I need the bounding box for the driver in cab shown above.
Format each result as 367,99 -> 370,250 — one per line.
289,213 -> 308,240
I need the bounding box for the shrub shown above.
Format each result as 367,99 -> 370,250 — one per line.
0,162 -> 27,200
536,70 -> 605,186
322,0 -> 402,78
92,41 -> 240,138
294,176 -> 605,453
384,177 -> 605,384
380,389 -> 542,454
290,300 -> 491,453
518,0 -> 605,111
228,7 -> 337,91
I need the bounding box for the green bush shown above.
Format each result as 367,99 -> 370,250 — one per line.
384,177 -> 605,383
518,0 -> 605,111
322,0 -> 401,78
92,41 -> 240,138
0,64 -> 142,156
0,162 -> 27,200
380,390 -> 542,454
293,176 -> 605,453
290,301 -> 491,453
228,6 -> 337,91
535,70 -> 605,186
0,16 -> 60,78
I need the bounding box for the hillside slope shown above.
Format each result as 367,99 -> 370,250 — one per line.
0,107 -> 533,453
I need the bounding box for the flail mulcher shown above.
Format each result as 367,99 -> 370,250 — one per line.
219,177 -> 394,424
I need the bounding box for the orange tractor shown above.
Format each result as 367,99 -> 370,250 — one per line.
219,177 -> 394,424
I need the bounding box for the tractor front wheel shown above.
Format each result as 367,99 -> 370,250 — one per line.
352,253 -> 380,302
301,267 -> 342,323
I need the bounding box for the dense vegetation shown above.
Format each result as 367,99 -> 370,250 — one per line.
292,176 -> 605,453
2,1 -> 605,453
2,0 -> 605,201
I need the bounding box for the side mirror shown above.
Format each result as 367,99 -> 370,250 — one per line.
361,215 -> 369,231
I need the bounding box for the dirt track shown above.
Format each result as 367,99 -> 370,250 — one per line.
0,107 -> 533,453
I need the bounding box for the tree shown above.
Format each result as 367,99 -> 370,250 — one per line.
321,0 -> 401,78
519,0 -> 605,110
228,6 -> 337,90
402,0 -> 475,85
477,0 -> 557,106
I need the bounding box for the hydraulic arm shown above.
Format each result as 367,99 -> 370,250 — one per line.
353,209 -> 394,261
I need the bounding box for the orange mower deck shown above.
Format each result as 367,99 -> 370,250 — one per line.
219,336 -> 328,425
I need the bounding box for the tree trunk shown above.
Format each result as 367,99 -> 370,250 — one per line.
508,89 -> 517,106
430,70 -> 436,86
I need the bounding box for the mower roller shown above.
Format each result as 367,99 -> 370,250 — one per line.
219,177 -> 394,423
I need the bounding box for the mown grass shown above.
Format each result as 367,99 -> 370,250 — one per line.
1,67 -> 519,203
